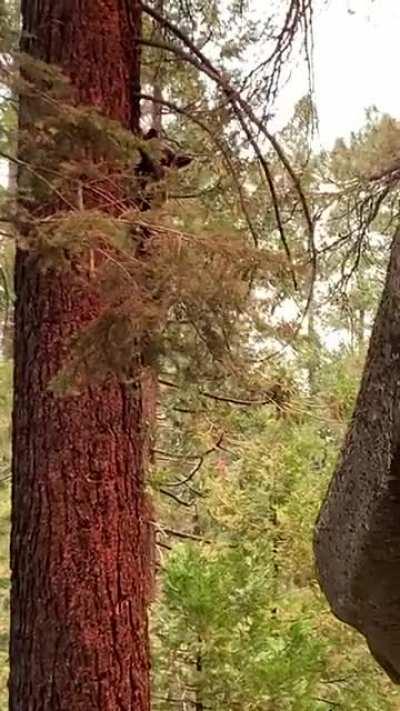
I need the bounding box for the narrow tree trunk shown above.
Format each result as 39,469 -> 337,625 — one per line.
306,300 -> 319,394
1,157 -> 16,360
356,307 -> 365,349
151,0 -> 164,134
10,2 -> 153,709
194,642 -> 204,711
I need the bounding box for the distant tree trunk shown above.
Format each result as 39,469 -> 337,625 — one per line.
194,641 -> 204,711
10,2 -> 153,710
356,307 -> 365,349
306,299 -> 319,394
1,158 -> 16,360
151,0 -> 164,134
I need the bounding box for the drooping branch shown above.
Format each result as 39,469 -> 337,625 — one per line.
159,378 -> 287,409
158,487 -> 193,507
151,521 -> 213,544
161,433 -> 224,489
139,1 -> 316,297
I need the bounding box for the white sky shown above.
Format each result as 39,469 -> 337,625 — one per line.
2,0 -> 399,176
297,0 -> 400,147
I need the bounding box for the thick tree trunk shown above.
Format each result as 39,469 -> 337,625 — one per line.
10,2 -> 153,710
314,230 -> 400,683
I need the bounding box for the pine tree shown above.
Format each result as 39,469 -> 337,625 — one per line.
150,103 -> 400,709
10,2 -> 153,709
1,0 -> 319,707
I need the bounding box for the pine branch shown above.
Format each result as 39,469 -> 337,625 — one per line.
151,521 -> 212,544
159,378 -> 285,408
162,433 -> 224,489
153,696 -> 212,709
137,92 -> 260,248
158,487 -> 193,507
199,389 -> 282,407
140,2 -> 316,298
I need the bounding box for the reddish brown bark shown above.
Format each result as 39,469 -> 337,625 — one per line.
10,2 -> 153,709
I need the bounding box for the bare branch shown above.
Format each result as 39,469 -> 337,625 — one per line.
158,487 -> 193,507
151,521 -> 212,543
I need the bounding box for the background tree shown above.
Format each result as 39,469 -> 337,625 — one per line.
150,102 -> 400,710
0,0 -> 316,709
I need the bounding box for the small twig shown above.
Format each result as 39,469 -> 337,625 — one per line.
151,521 -> 212,543
159,378 -> 283,408
166,457 -> 204,488
153,447 -> 199,460
164,433 -> 224,488
312,698 -> 341,708
152,696 -> 212,709
158,487 -> 192,507
0,149 -> 76,210
199,389 -> 281,407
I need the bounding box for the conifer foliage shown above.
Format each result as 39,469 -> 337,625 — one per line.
3,0 -> 400,710
0,0 -> 317,709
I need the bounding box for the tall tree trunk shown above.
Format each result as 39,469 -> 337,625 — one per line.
151,0 -> 164,134
10,2 -> 153,709
314,229 -> 400,682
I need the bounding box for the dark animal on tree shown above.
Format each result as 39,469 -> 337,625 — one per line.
135,128 -> 192,210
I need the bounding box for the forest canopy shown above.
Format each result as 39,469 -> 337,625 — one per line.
1,0 -> 400,709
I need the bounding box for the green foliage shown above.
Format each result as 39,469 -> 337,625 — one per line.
0,52 -> 306,391
154,543 -> 327,711
24,209 -> 132,262
152,357 -> 400,709
1,3 -> 400,709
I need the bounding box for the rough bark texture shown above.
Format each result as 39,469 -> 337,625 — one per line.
314,230 -> 400,683
10,2 -> 153,709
